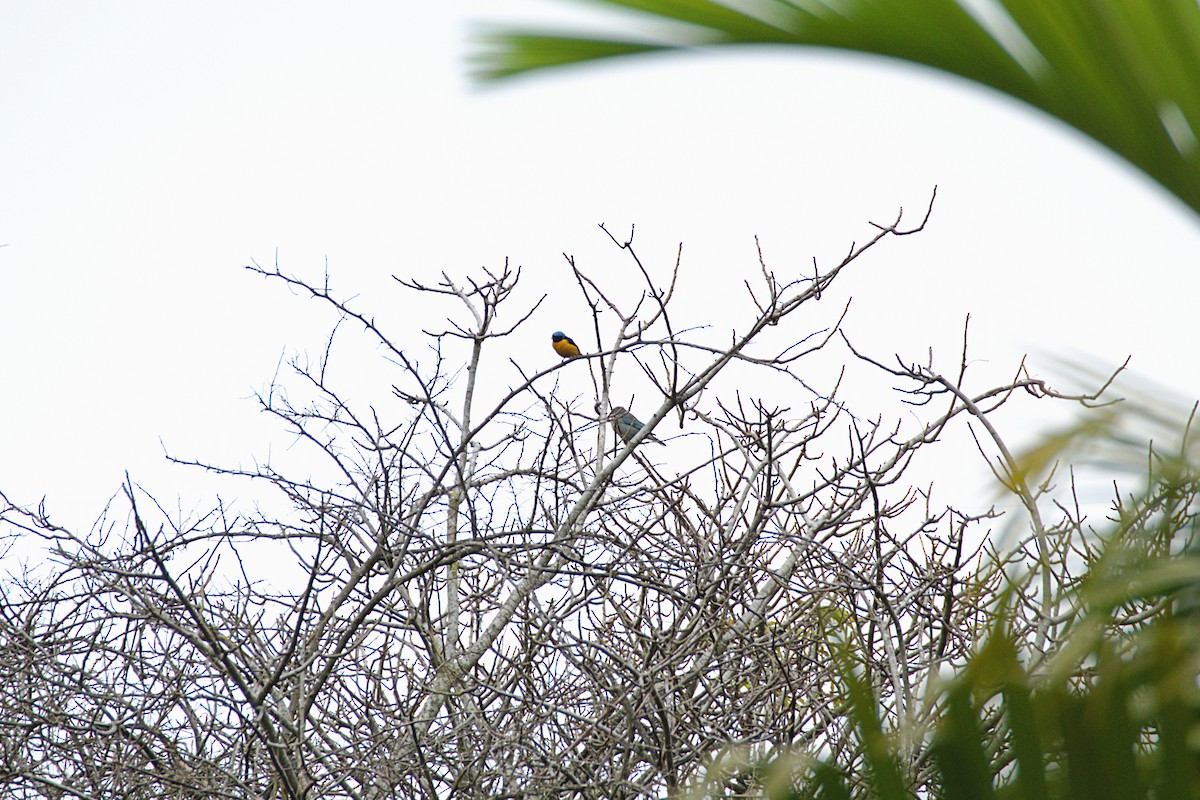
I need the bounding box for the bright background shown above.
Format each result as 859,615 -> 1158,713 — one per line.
3,2 -> 1198,534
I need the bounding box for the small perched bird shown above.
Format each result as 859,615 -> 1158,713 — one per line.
609,406 -> 665,447
551,331 -> 582,360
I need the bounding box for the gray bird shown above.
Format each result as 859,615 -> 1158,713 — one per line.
608,406 -> 665,447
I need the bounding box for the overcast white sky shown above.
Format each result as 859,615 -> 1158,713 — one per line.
3,2 -> 1199,534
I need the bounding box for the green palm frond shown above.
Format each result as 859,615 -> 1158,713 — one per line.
1012,365 -> 1200,493
473,0 -> 1200,218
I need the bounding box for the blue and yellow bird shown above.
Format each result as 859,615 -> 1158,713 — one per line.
608,405 -> 665,447
551,331 -> 582,360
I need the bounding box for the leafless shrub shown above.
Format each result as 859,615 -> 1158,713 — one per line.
1,201 -> 1115,799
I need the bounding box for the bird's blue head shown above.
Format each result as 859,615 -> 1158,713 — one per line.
551,331 -> 566,342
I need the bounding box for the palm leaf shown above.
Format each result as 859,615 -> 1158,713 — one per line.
473,0 -> 1200,218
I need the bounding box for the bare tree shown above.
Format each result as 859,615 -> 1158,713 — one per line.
0,201 -> 1106,799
